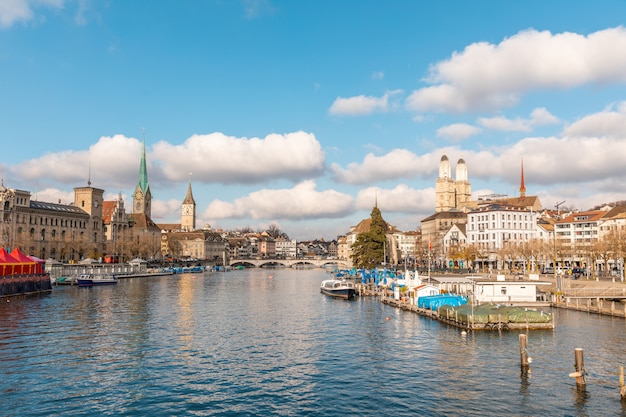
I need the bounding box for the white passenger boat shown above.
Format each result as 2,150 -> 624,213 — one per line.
77,274 -> 118,287
320,279 -> 356,300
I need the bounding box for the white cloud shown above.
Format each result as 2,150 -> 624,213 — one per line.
204,181 -> 354,219
0,0 -> 63,28
436,123 -> 482,141
32,187 -> 74,205
355,185 -> 434,212
371,71 -> 384,80
478,107 -> 560,132
330,149 -> 425,184
563,101 -> 626,138
406,27 -> 626,113
329,90 -> 401,116
12,134 -> 141,188
478,116 -> 532,132
153,131 -> 325,184
466,134 -> 626,187
530,107 -> 560,126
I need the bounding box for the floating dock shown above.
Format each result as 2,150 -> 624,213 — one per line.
381,297 -> 554,331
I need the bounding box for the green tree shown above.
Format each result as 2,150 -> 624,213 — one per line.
351,207 -> 387,269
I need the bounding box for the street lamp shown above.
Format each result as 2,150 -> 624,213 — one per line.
554,200 -> 566,292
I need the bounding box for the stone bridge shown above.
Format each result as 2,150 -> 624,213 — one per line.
229,258 -> 352,269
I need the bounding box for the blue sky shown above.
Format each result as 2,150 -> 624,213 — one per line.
3,1 -> 626,241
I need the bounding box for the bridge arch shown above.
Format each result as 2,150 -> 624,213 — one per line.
228,258 -> 352,269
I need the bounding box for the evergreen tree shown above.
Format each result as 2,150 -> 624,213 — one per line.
351,206 -> 387,269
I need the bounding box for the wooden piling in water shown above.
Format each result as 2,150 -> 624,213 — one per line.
519,334 -> 529,367
569,348 -> 586,386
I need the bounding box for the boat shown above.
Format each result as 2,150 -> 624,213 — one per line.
320,279 -> 356,300
77,274 -> 118,287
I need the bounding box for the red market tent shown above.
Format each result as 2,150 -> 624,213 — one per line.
10,248 -> 36,275
0,247 -> 22,276
27,255 -> 46,274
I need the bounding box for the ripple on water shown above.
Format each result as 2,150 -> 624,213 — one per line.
2,271 -> 626,416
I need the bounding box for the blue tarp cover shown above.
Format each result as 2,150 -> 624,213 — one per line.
418,294 -> 468,310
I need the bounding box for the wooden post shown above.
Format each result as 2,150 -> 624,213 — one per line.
569,348 -> 586,386
619,366 -> 626,400
519,334 -> 529,367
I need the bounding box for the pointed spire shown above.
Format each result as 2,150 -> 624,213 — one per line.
138,128 -> 149,194
183,173 -> 195,204
520,157 -> 526,198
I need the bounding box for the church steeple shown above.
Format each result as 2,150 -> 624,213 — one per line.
183,175 -> 195,205
138,129 -> 149,195
181,173 -> 196,231
519,157 -> 526,199
133,128 -> 152,217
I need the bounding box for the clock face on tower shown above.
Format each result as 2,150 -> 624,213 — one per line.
182,205 -> 193,215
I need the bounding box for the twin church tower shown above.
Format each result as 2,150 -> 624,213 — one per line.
132,134 -> 196,232
435,154 -> 471,213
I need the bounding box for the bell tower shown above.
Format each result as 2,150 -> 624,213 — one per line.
181,175 -> 196,231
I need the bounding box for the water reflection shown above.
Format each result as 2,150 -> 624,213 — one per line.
2,270 -> 626,416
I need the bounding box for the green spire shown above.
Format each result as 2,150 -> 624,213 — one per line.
138,129 -> 149,193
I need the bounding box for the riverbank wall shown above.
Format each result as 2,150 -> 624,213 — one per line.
0,274 -> 52,297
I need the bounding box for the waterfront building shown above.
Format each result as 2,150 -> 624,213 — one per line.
161,229 -> 226,261
227,237 -> 252,258
274,237 -> 297,258
441,223 -> 467,268
102,193 -> 131,243
327,240 -> 338,258
0,179 -> 104,261
336,235 -> 349,261
393,230 -> 420,265
554,205 -> 626,274
420,209 -> 467,264
258,236 -> 276,258
466,204 -> 538,250
465,203 -> 539,270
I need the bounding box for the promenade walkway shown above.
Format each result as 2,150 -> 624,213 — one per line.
539,275 -> 626,318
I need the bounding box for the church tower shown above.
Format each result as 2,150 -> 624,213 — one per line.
435,154 -> 472,212
454,157 -> 471,207
133,130 -> 152,217
181,176 -> 196,231
435,155 -> 455,212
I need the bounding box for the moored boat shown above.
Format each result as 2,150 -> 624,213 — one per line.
77,274 -> 118,287
320,279 -> 356,299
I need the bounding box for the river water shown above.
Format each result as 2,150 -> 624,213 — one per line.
1,268 -> 626,416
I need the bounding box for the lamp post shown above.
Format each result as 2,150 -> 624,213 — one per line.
554,200 -> 566,292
